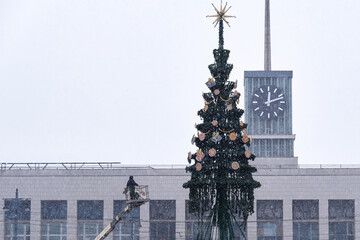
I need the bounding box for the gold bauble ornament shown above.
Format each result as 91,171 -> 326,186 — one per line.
229,132 -> 237,141
209,148 -> 216,157
232,162 -> 240,170
196,163 -> 202,171
245,150 -> 251,158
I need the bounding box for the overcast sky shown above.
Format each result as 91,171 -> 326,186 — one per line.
0,0 -> 359,165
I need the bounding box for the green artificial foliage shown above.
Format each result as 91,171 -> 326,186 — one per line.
183,9 -> 261,240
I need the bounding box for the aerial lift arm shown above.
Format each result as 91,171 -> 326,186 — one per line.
94,204 -> 131,240
94,185 -> 149,240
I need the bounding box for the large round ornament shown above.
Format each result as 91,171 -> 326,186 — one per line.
204,105 -> 208,111
240,121 -> 244,127
212,120 -> 218,126
226,104 -> 233,110
209,148 -> 216,157
232,162 -> 240,170
196,163 -> 202,171
214,89 -> 220,95
199,133 -> 205,141
196,149 -> 204,161
245,150 -> 251,158
229,132 -> 237,141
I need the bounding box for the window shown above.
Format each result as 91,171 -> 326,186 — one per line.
41,200 -> 67,240
233,221 -> 247,240
77,200 -> 104,240
285,140 -> 292,157
249,139 -> 259,158
185,200 -> 246,240
272,139 -> 279,157
113,200 -> 140,240
293,200 -> 319,240
185,200 -> 201,240
257,200 -> 283,240
4,198 -> 31,240
185,200 -> 199,240
250,139 -> 294,158
329,200 -> 355,240
279,140 -> 285,158
259,140 -> 266,157
150,200 -> 176,240
266,139 -> 272,157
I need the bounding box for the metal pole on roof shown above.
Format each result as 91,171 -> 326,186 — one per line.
14,188 -> 19,240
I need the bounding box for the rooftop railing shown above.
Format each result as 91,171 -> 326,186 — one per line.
1,162 -> 360,170
0,162 -> 122,170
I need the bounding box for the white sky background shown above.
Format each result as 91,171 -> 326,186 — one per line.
0,0 -> 359,165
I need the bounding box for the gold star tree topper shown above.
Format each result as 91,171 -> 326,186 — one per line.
206,1 -> 236,27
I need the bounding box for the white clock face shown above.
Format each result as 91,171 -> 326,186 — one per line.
251,85 -> 286,119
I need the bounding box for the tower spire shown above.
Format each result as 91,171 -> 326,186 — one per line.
264,0 -> 271,70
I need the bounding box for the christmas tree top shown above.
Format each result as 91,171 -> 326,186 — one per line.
206,1 -> 236,49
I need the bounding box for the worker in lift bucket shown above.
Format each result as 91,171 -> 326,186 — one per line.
126,176 -> 139,200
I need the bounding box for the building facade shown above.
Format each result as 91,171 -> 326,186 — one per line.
0,163 -> 359,240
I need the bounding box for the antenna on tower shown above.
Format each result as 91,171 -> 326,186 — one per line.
264,0 -> 271,70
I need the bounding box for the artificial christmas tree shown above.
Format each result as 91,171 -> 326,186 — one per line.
183,2 -> 261,239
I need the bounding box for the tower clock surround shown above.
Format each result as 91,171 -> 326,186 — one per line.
244,71 -> 297,165
245,71 -> 292,135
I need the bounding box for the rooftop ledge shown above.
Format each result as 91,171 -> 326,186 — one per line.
244,71 -> 293,78
1,162 -> 360,170
250,134 -> 296,139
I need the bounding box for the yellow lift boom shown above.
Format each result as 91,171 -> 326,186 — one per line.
94,185 -> 149,240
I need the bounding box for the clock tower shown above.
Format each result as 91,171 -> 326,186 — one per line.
244,0 -> 297,165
